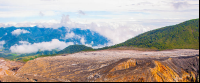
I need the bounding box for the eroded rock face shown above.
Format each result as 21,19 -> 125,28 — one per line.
0,58 -> 24,81
1,49 -> 199,82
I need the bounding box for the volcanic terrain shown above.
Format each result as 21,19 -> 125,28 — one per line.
0,49 -> 199,82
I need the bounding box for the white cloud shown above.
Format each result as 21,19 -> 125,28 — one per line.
18,41 -> 29,45
0,40 -> 5,49
0,0 -> 198,18
1,14 -> 159,46
0,11 -> 38,18
80,22 -> 156,45
172,2 -> 188,9
64,32 -> 81,39
91,41 -> 93,45
64,32 -> 75,39
10,39 -> 74,54
84,41 -> 94,48
64,33 -> 107,48
60,14 -> 71,25
11,29 -> 30,36
78,10 -> 85,15
39,11 -> 44,16
80,36 -> 86,45
91,43 -> 113,49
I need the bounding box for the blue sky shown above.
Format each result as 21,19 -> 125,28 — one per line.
0,0 -> 199,45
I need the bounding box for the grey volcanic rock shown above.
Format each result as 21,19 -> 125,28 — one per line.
1,49 -> 199,82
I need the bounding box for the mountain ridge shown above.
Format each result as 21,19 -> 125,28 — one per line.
0,26 -> 109,59
57,45 -> 94,54
101,18 -> 199,50
0,26 -> 109,51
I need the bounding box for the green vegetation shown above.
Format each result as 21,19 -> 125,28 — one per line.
0,49 -> 58,60
16,54 -> 59,62
57,45 -> 95,54
14,54 -> 39,62
12,54 -> 60,63
103,18 -> 199,50
0,45 -> 94,62
0,53 -> 20,60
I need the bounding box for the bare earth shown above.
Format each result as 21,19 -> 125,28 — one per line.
59,49 -> 199,61
0,58 -> 24,79
0,49 -> 199,82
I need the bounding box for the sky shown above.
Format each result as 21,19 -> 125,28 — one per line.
0,0 -> 199,51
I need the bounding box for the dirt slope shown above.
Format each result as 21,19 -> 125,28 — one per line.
1,49 -> 199,82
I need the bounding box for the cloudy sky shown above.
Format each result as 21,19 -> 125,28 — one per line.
0,0 -> 199,46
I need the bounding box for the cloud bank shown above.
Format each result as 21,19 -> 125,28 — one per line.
3,15 -> 157,46
11,29 -> 30,36
10,39 -> 74,54
59,15 -> 157,45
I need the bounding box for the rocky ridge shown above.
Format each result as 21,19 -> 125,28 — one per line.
0,49 -> 199,82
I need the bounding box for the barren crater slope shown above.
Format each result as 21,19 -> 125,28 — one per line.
1,49 -> 199,82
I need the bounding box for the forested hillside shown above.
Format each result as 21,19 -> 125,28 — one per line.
104,18 -> 199,50
57,45 -> 94,54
